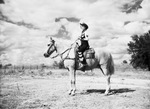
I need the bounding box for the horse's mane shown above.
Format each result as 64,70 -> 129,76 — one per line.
52,38 -> 76,52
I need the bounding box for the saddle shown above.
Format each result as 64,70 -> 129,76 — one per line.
76,48 -> 95,60
83,48 -> 95,59
76,48 -> 95,71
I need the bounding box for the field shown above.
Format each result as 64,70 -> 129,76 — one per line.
0,65 -> 150,109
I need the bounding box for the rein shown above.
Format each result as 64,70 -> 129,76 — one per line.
49,39 -> 79,59
50,47 -> 72,59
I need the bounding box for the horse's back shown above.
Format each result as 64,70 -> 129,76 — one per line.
94,48 -> 111,64
64,47 -> 114,75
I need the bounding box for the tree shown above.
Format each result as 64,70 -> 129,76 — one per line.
127,30 -> 150,71
0,0 -> 5,4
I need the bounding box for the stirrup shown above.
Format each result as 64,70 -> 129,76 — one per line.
78,62 -> 85,68
79,58 -> 83,61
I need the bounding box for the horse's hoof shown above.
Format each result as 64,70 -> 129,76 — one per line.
104,93 -> 109,96
68,90 -> 73,95
104,92 -> 110,96
104,91 -> 109,96
71,93 -> 75,96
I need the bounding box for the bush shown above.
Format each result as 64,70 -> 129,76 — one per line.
127,30 -> 150,71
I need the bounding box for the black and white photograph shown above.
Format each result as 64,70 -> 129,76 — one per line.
0,0 -> 150,109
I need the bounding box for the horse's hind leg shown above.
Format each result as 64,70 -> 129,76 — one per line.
105,74 -> 111,95
99,65 -> 111,95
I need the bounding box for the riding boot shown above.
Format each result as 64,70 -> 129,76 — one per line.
81,58 -> 86,72
78,53 -> 86,71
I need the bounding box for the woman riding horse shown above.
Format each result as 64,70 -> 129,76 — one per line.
44,36 -> 115,96
77,23 -> 90,69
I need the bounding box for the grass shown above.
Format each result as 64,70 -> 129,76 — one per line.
0,64 -> 150,79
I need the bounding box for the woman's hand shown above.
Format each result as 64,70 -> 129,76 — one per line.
78,36 -> 81,40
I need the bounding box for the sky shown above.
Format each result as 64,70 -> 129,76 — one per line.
0,0 -> 150,65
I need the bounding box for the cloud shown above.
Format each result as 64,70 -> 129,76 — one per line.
0,0 -> 150,65
137,0 -> 150,20
0,21 -> 50,65
124,21 -> 150,34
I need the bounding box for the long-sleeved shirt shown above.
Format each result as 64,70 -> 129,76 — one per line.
80,31 -> 89,41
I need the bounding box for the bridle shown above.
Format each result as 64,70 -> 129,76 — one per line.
51,47 -> 72,59
46,42 -> 73,60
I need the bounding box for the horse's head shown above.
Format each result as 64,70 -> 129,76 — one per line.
44,41 -> 57,58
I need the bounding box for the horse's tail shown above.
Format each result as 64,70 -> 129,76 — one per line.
107,54 -> 115,75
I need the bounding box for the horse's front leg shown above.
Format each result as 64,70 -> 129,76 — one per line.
68,67 -> 76,96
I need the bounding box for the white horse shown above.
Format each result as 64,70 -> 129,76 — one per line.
44,38 -> 115,96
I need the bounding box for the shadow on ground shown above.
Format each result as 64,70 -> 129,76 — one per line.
80,88 -> 135,95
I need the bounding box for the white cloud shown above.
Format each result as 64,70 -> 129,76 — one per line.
124,21 -> 150,34
137,0 -> 150,20
0,0 -> 150,65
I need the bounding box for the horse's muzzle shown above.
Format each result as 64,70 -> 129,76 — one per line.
44,53 -> 50,58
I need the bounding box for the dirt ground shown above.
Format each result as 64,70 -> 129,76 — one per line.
0,69 -> 150,109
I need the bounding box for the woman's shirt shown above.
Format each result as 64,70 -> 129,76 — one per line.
80,31 -> 89,41
80,31 -> 89,47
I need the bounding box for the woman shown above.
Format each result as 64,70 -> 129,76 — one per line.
77,22 -> 90,67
